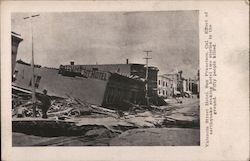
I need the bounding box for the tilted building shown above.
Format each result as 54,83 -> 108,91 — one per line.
13,60 -> 163,110
59,61 -> 159,98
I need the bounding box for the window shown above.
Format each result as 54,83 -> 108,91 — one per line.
163,90 -> 165,95
163,81 -> 165,87
158,80 -> 160,85
158,90 -> 161,95
35,76 -> 42,88
29,75 -> 42,88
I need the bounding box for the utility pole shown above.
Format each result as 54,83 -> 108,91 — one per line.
143,50 -> 152,106
24,14 -> 40,117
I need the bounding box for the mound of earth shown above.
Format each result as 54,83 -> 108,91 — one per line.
109,128 -> 200,146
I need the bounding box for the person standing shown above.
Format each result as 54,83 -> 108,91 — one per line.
36,89 -> 51,119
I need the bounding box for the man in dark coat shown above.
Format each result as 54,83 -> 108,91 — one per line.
36,89 -> 51,119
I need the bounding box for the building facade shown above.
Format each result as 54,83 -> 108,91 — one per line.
158,70 -> 200,98
157,75 -> 174,98
13,62 -> 148,110
59,62 -> 159,98
11,32 -> 23,75
158,70 -> 184,98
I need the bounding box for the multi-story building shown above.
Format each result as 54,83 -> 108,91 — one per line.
158,70 -> 200,98
157,75 -> 174,98
187,79 -> 199,95
59,61 -> 159,98
183,70 -> 200,96
158,70 -> 184,98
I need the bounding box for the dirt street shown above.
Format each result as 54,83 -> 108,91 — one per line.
12,97 -> 200,146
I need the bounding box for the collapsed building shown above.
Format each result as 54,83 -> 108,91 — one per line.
13,59 -> 165,111
59,61 -> 159,97
11,31 -> 166,110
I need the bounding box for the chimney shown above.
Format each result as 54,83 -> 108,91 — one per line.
70,61 -> 74,65
126,59 -> 129,64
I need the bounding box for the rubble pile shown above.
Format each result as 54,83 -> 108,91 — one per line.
13,94 -> 199,125
12,94 -> 120,119
12,92 -> 200,143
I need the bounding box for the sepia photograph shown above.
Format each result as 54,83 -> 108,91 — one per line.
1,0 -> 249,160
11,11 -> 200,146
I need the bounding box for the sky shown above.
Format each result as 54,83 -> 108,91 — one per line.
12,11 -> 199,78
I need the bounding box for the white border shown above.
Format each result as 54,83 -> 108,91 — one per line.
1,1 -> 249,161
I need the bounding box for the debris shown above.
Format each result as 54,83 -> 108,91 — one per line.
16,107 -> 25,118
12,88 -> 200,140
90,105 -> 117,114
136,111 -> 152,117
90,105 -> 118,118
47,108 -> 74,117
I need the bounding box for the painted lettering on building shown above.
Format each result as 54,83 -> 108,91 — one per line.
60,65 -> 109,81
81,69 -> 108,81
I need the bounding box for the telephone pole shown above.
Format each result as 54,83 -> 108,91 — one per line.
143,50 -> 152,106
24,14 -> 40,117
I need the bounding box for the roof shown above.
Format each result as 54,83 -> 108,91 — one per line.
11,31 -> 21,37
11,32 -> 23,42
63,63 -> 143,66
158,75 -> 174,81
